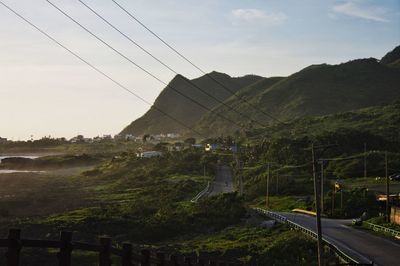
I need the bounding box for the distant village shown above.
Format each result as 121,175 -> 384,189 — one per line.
0,133 -> 239,158
0,133 -> 182,145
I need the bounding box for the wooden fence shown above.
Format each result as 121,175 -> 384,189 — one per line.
0,229 -> 243,266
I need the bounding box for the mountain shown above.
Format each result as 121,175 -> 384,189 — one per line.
120,72 -> 263,136
248,100 -> 400,141
121,46 -> 400,137
380,45 -> 400,67
194,56 -> 400,135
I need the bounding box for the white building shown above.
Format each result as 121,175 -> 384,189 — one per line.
138,151 -> 163,158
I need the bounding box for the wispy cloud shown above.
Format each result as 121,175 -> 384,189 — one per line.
231,8 -> 287,25
333,1 -> 388,22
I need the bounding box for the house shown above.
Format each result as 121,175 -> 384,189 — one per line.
391,206 -> 400,225
0,137 -> 7,144
138,151 -> 163,158
192,144 -> 203,149
167,133 -> 180,139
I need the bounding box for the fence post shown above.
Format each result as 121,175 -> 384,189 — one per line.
58,231 -> 72,266
184,256 -> 193,266
156,252 -> 165,266
99,236 -> 112,266
197,256 -> 205,266
170,254 -> 179,266
208,259 -> 217,266
122,243 -> 133,266
141,250 -> 150,266
6,228 -> 21,266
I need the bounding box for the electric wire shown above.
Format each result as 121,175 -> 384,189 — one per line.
77,0 -> 265,127
0,0 -> 206,138
111,0 -> 286,125
46,0 -> 244,130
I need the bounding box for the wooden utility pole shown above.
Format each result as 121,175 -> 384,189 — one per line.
276,174 -> 279,195
340,189 -> 343,217
331,187 -> 335,216
320,161 -> 324,214
266,163 -> 270,209
311,144 -> 324,266
364,143 -> 367,178
385,151 -> 390,223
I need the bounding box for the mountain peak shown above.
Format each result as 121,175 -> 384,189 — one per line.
380,45 -> 400,66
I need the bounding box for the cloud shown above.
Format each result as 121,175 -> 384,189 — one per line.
231,8 -> 287,25
333,1 -> 388,22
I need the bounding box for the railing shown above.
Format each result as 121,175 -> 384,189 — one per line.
0,229 -> 242,266
364,222 -> 400,238
191,182 -> 211,203
253,208 -> 374,266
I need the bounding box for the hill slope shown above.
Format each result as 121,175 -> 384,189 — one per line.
120,72 -> 262,136
195,57 -> 400,135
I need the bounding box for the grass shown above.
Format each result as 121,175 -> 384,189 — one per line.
251,196 -> 310,212
341,177 -> 400,193
174,223 -> 338,265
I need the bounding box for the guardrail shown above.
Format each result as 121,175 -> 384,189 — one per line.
253,208 -> 374,266
364,222 -> 400,238
0,228 -> 242,266
191,181 -> 211,203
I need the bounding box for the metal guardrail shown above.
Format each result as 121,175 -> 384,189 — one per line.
364,222 -> 400,238
253,208 -> 373,266
191,181 -> 211,203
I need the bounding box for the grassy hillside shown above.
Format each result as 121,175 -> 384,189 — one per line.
195,57 -> 400,135
120,46 -> 399,137
248,100 -> 400,141
120,72 -> 262,136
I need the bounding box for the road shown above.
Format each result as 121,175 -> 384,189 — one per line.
208,165 -> 234,196
278,212 -> 400,266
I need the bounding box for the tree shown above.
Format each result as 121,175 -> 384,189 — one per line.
184,137 -> 196,145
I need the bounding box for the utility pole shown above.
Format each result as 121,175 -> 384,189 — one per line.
266,163 -> 270,209
276,173 -> 279,195
385,151 -> 390,223
311,144 -> 324,266
364,143 -> 367,178
331,186 -> 335,216
340,188 -> 343,217
320,161 -> 324,214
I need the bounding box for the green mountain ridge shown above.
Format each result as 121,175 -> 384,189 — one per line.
120,72 -> 263,135
121,45 -> 400,137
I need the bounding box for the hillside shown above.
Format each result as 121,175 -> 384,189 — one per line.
121,45 -> 400,137
120,72 -> 262,136
247,100 -> 400,142
195,55 -> 400,135
380,45 -> 400,67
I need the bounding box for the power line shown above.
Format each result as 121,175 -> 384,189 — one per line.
0,0 -> 206,139
77,0 -> 266,128
46,0 -> 245,130
111,0 -> 286,125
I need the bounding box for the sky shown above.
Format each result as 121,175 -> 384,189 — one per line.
0,0 -> 399,140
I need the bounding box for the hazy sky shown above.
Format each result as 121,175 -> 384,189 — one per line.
1,0 -> 399,140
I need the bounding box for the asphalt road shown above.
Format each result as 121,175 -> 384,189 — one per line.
279,212 -> 400,266
208,165 -> 234,196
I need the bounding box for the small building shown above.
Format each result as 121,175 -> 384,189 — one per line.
0,137 -> 7,144
167,133 -> 180,139
391,206 -> 400,225
138,151 -> 163,158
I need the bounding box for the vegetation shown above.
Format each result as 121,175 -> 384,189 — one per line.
177,224 -> 322,265
121,72 -> 262,136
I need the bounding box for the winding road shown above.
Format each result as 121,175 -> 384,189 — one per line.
208,165 -> 234,196
278,212 -> 400,266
